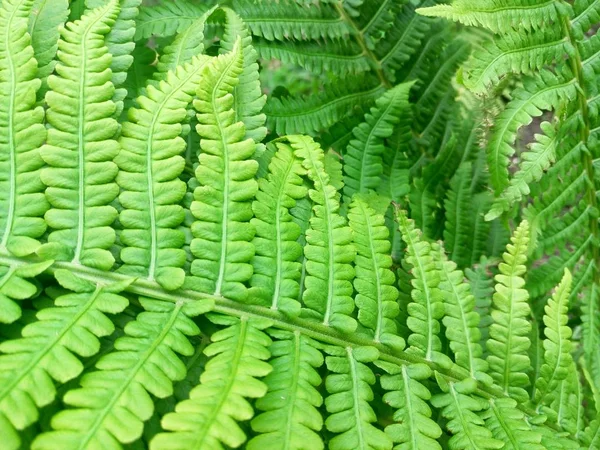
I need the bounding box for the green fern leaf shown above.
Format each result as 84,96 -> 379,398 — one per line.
417,1 -> 564,34
0,0 -> 48,257
572,0 -> 600,37
348,195 -> 403,349
535,269 -> 574,405
134,0 -> 209,40
434,243 -> 490,384
325,345 -> 392,450
486,220 -> 532,402
443,162 -> 473,268
189,40 -> 258,300
377,362 -> 443,450
115,54 -> 212,290
0,260 -> 52,323
32,297 -> 208,449
288,135 -> 357,332
249,330 -> 324,450
249,141 -> 306,315
29,0 -> 69,98
153,316 -> 272,450
0,270 -> 129,448
38,0 -> 121,270
396,209 -> 449,366
482,397 -> 544,449
342,82 -> 412,204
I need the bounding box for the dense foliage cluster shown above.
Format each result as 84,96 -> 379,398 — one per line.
1,0 -> 600,448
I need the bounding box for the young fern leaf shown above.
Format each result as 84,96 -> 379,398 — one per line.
189,40 -> 259,300
250,142 -> 306,315
432,376 -> 503,450
396,209 -> 448,365
325,346 -> 392,450
535,269 -> 574,406
28,0 -> 70,98
220,7 -> 267,152
486,220 -> 532,402
434,243 -> 490,384
485,70 -> 577,194
153,316 -> 272,450
417,1 -> 564,34
443,162 -> 473,268
462,29 -> 570,94
0,270 -> 130,449
0,0 -> 48,256
249,330 -> 324,450
33,298 -> 209,449
0,260 -> 52,323
38,1 -> 121,270
342,82 -> 412,204
348,195 -> 403,350
115,54 -> 211,290
154,7 -> 215,78
376,362 -> 443,450
287,135 -> 357,332
482,397 -> 544,449
86,0 -> 142,117
134,0 -> 209,40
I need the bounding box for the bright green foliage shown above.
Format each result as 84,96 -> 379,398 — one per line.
189,42 -> 258,301
0,0 -> 47,256
39,1 -> 121,270
249,330 -> 324,450
250,142 -> 306,315
288,135 -> 357,332
0,270 -> 130,448
154,316 -> 272,450
33,298 -> 209,449
348,196 -> 403,349
486,221 -> 532,402
1,1 -> 599,449
115,55 -> 211,290
324,345 -> 392,450
377,362 -> 443,450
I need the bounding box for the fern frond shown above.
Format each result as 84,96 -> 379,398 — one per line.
487,121 -> 558,220
462,29 -> 570,93
255,39 -> 370,76
482,397 -> 544,449
220,8 -> 267,149
0,260 -> 52,323
396,209 -> 447,365
348,195 -> 403,349
486,220 -> 532,402
32,298 -> 207,449
249,330 -> 324,450
189,40 -> 258,300
466,258 -> 495,349
153,316 -> 272,450
38,1 -> 121,270
0,0 -> 48,257
29,0 -> 69,98
432,376 -> 503,450
233,0 -> 351,41
535,270 -> 574,406
342,82 -> 412,203
417,1 -> 563,34
86,0 -> 142,117
134,0 -> 209,40
572,0 -> 600,37
377,361 -> 443,450
288,135 -> 357,332
153,6 -> 215,79
435,244 -> 490,383
264,80 -> 385,135
325,345 -> 392,450
115,55 -> 211,290
249,142 -> 306,315
0,270 -> 130,448
486,70 -> 577,193
443,162 -> 473,268
123,43 -> 156,108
